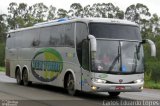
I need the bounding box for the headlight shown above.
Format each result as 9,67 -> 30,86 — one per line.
134,79 -> 144,83
92,78 -> 106,83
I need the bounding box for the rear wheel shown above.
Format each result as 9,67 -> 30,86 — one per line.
66,73 -> 76,96
16,69 -> 23,85
22,69 -> 32,86
108,92 -> 120,97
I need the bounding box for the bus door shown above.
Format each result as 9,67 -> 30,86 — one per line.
81,40 -> 91,91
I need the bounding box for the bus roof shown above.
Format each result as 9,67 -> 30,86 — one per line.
8,18 -> 138,33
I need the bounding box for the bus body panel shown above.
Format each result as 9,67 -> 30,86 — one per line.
5,18 -> 146,94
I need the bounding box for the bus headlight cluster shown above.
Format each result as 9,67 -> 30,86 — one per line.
92,78 -> 106,83
134,79 -> 144,83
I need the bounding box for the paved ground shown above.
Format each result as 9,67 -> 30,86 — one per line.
0,72 -> 160,106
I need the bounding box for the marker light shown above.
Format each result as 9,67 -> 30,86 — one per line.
134,79 -> 143,83
139,86 -> 143,90
91,86 -> 97,90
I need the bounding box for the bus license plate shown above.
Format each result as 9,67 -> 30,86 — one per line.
115,86 -> 125,90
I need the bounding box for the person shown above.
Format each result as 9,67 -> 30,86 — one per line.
102,54 -> 110,65
98,53 -> 110,71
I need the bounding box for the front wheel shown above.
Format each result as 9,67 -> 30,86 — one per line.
108,92 -> 120,97
22,69 -> 32,86
66,73 -> 76,96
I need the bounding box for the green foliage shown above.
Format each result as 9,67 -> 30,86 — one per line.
57,9 -> 68,18
144,80 -> 160,89
125,3 -> 151,24
47,5 -> 56,20
0,67 -> 5,72
69,3 -> 83,17
144,36 -> 160,84
0,36 -> 5,67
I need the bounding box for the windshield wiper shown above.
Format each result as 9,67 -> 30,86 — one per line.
108,42 -> 121,72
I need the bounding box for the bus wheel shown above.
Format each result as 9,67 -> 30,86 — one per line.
66,73 -> 76,96
16,69 -> 23,85
22,69 -> 32,86
108,92 -> 120,97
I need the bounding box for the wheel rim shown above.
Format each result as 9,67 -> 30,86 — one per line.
23,71 -> 28,85
67,74 -> 75,93
16,71 -> 21,83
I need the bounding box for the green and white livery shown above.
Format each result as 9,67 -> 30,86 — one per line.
5,18 -> 156,96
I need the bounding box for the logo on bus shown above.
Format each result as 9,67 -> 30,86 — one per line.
31,48 -> 63,82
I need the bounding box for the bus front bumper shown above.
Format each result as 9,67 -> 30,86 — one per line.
91,82 -> 144,92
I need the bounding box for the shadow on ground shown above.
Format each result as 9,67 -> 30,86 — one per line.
29,83 -> 132,101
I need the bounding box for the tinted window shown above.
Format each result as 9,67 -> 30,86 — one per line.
64,23 -> 74,46
39,27 -> 51,47
22,29 -> 40,48
76,22 -> 88,46
15,32 -> 23,48
76,22 -> 88,66
50,23 -> 75,47
89,23 -> 142,40
6,33 -> 15,49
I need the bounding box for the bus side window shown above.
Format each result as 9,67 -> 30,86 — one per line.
64,23 -> 75,47
82,40 -> 89,70
76,22 -> 88,66
6,33 -> 15,49
39,27 -> 51,47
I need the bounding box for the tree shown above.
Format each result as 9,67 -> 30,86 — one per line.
7,2 -> 18,29
125,3 -> 151,24
149,14 -> 160,37
83,3 -> 124,19
101,3 -> 117,18
114,7 -> 124,19
68,3 -> 83,17
7,2 -> 35,29
0,14 -> 7,35
47,5 -> 56,20
57,9 -> 68,18
32,3 -> 48,22
83,5 -> 93,17
140,19 -> 152,38
90,3 -> 104,17
16,3 -> 28,28
0,14 -> 7,66
24,6 -> 37,27
140,14 -> 160,38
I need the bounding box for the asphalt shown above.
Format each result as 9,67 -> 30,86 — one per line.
0,72 -> 160,106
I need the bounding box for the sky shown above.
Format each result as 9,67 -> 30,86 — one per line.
0,0 -> 160,16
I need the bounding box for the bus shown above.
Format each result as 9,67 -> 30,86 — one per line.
5,18 -> 156,96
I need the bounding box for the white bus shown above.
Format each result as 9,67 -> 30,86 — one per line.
5,18 -> 156,96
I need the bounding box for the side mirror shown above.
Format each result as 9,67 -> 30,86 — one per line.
142,39 -> 156,57
7,34 -> 11,38
87,35 -> 97,52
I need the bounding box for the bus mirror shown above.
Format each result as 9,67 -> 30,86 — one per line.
7,34 -> 11,38
88,35 -> 97,52
143,39 -> 156,57
142,39 -> 146,44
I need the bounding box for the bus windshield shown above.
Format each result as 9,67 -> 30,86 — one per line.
89,23 -> 142,40
91,40 -> 144,74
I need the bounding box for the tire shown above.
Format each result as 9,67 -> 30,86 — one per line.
108,92 -> 120,97
16,69 -> 23,85
66,73 -> 76,96
22,69 -> 32,86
